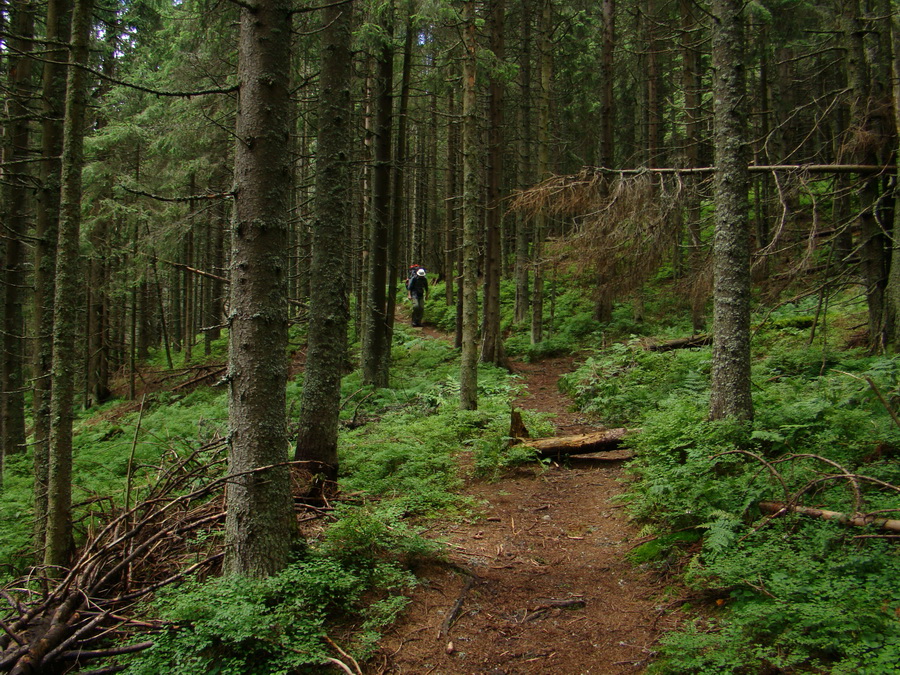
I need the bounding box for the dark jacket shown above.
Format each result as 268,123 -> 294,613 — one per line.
408,275 -> 428,298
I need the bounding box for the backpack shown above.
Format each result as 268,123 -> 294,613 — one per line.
406,264 -> 422,289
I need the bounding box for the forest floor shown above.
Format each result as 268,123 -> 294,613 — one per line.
376,325 -> 687,674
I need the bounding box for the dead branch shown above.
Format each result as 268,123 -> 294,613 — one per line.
759,501 -> 900,531
713,450 -> 900,543
835,371 -> 900,432
644,335 -> 712,352
523,597 -> 587,621
0,446 -> 329,674
171,366 -> 227,392
440,574 -> 476,640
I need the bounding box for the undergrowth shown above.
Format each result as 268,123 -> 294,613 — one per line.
563,294 -> 900,673
0,309 -> 551,670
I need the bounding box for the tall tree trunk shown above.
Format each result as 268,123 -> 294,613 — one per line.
1,0 -> 35,468
514,0 -> 532,325
884,5 -> 900,349
209,198 -> 227,344
531,0 -> 552,342
85,10 -> 119,409
426,86 -> 439,273
680,0 -> 706,332
362,7 -> 394,388
32,0 -> 71,553
843,0 -> 887,350
184,223 -> 195,362
225,0 -> 297,578
86,222 -> 110,406
460,0 -> 479,410
389,6 -> 413,334
643,0 -> 660,166
294,0 -> 354,487
445,86 -> 459,309
599,0 -> 615,169
708,0 -> 753,421
46,0 -> 93,569
481,0 -> 506,366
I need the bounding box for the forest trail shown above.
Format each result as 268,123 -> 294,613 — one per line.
379,331 -> 683,674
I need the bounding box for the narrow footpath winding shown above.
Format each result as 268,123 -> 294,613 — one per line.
379,351 -> 683,674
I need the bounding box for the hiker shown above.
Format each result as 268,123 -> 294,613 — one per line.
407,267 -> 428,327
406,263 -> 422,287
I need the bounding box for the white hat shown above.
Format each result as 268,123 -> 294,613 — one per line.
417,268 -> 426,276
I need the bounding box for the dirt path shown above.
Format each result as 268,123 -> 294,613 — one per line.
378,349 -> 681,674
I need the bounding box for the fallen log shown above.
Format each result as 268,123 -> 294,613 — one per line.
517,428 -> 634,458
645,335 -> 711,352
759,501 -> 900,532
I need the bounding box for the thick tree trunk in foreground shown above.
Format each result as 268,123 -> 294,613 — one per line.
295,0 -> 354,486
708,0 -> 753,421
46,0 -> 93,569
225,0 -> 296,577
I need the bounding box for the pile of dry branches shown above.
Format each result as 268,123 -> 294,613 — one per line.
0,438 -> 304,675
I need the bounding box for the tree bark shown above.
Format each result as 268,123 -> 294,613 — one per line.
517,429 -> 633,458
46,0 -> 93,569
708,0 -> 753,421
1,0 -> 35,467
513,0 -> 532,325
388,5 -> 413,336
759,501 -> 900,532
445,86 -> 459,309
643,0 -> 661,166
225,0 -> 297,577
460,0 -> 479,410
530,0 -> 552,343
680,0 -> 706,332
843,0 -> 888,350
885,0 -> 900,349
481,0 -> 506,367
362,6 -> 394,388
294,0 -> 354,487
32,0 -> 71,556
599,0 -> 615,170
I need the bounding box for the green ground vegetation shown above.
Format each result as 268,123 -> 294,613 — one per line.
0,307 -> 550,672
560,291 -> 900,674
4,279 -> 898,673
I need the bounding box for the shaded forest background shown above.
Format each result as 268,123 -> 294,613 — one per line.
0,0 -> 900,671
2,0 -> 897,438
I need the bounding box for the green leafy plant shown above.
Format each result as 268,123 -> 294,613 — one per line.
122,551 -> 417,674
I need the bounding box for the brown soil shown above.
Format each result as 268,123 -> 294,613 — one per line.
378,333 -> 684,674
